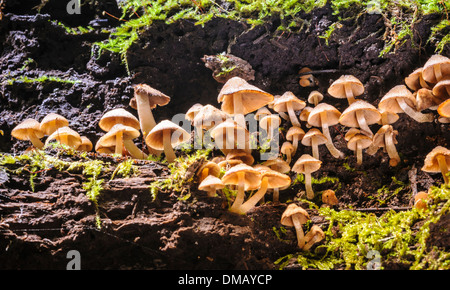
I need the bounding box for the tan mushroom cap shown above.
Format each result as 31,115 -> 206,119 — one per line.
281,141 -> 294,155
415,88 -> 441,111
257,167 -> 291,189
307,90 -> 324,106
226,149 -> 254,165
95,135 -> 115,154
286,126 -> 305,142
414,191 -> 429,210
432,79 -> 450,100
210,119 -> 250,154
272,91 -> 306,113
346,134 -> 373,151
193,104 -> 229,130
378,110 -> 399,125
259,114 -> 281,130
218,159 -> 243,169
327,75 -> 364,99
221,163 -> 262,191
198,175 -> 225,192
292,154 -> 322,174
254,107 -> 272,121
130,83 -> 171,110
217,76 -> 274,115
45,126 -> 82,149
438,98 -> 450,118
307,103 -> 341,127
145,120 -> 190,150
99,124 -> 140,147
404,67 -> 431,91
185,103 -> 204,122
422,54 -> 450,83
378,85 -> 417,113
262,158 -> 290,173
372,125 -> 398,148
344,127 -> 362,142
280,203 -> 310,226
300,107 -> 313,123
422,146 -> 450,173
322,189 -> 338,205
197,161 -> 221,179
39,113 -> 69,135
301,128 -> 328,146
303,225 -> 325,250
339,100 -> 381,128
78,136 -> 93,152
99,108 -> 140,132
11,118 -> 44,141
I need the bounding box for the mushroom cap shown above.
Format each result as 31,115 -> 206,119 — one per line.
339,100 -> 381,128
210,119 -> 250,154
346,134 -> 373,151
292,154 -> 322,174
286,126 -> 305,142
299,67 -> 315,87
327,75 -> 364,98
218,159 -> 243,169
404,68 -> 430,91
378,85 -> 417,114
217,77 -> 274,115
198,175 -> 224,192
257,166 -> 291,189
272,91 -> 306,113
322,189 -> 338,205
185,103 -> 204,121
378,110 -> 399,125
221,163 -> 262,190
262,158 -> 290,173
226,149 -> 254,165
259,114 -> 281,131
145,120 -> 190,150
281,141 -> 294,155
414,191 -> 429,209
422,146 -> 450,173
307,90 -> 324,105
301,128 -> 328,146
438,98 -> 450,118
307,103 -> 341,127
299,107 -> 313,122
11,118 -> 44,141
130,83 -> 171,109
422,54 -> 450,83
254,107 -> 272,121
45,126 -> 82,148
197,161 -> 221,178
39,113 -> 69,135
78,136 -> 93,152
415,88 -> 440,111
432,79 -> 450,100
344,127 -> 362,142
100,124 -> 141,147
372,125 -> 398,148
95,135 -> 115,153
281,203 -> 310,226
99,108 -> 140,132
193,104 -> 229,130
304,225 -> 325,241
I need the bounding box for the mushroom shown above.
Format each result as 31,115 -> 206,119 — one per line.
218,159 -> 243,170
77,136 -> 93,152
370,125 -> 401,166
301,128 -> 328,160
262,158 -> 290,174
438,98 -> 450,118
145,120 -> 190,163
185,103 -> 203,124
404,67 -> 432,91
226,149 -> 254,166
98,108 -> 141,132
221,163 -> 261,213
346,131 -> 373,166
99,124 -> 147,159
11,118 -> 45,149
39,113 -> 69,136
378,110 -> 399,126
298,67 -> 318,87
378,85 -> 434,123
193,104 -> 229,146
433,79 -> 450,101
238,165 -> 291,213
286,126 -> 305,154
415,88 -> 442,111
198,175 -> 224,197
421,54 -> 450,84
307,103 -> 344,158
327,75 -> 364,105
210,119 -> 250,155
292,154 -> 322,199
254,106 -> 272,121
95,135 -> 116,154
130,83 -> 171,136
414,191 -> 429,210
422,146 -> 450,184
281,141 -> 295,164
339,100 -> 381,138
197,161 -> 221,183
302,225 -> 325,251
217,76 -> 274,129
307,90 -> 324,107
259,114 -> 281,141
45,126 -> 82,149
299,107 -> 313,128
280,203 -> 310,248
272,91 -> 306,127
322,189 -> 338,207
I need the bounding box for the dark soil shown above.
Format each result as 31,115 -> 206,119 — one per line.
0,1 -> 449,270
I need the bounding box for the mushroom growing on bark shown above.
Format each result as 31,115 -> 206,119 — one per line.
328,75 -> 364,105
302,225 -> 325,251
292,154 -> 322,199
145,120 -> 190,163
99,108 -> 141,132
281,141 -> 295,164
45,126 -> 82,149
422,146 -> 450,184
272,91 -> 306,127
99,124 -> 147,158
301,128 -> 328,160
11,118 -> 45,149
198,175 -> 224,197
286,126 -> 305,155
339,100 -> 381,138
345,130 -> 373,166
280,203 -> 310,248
421,54 -> 450,84
39,113 -> 69,136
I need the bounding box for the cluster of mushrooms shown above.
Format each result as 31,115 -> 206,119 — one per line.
9,54 -> 450,251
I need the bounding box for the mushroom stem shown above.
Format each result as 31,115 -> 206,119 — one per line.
287,102 -> 301,127
356,141 -> 363,165
291,214 -> 306,248
285,150 -> 292,164
239,177 -> 269,214
397,98 -> 434,123
135,92 -> 156,137
385,131 -> 400,167
434,65 -> 443,82
163,129 -> 176,163
292,136 -> 299,154
115,131 -> 123,155
273,188 -> 280,205
311,136 -> 320,160
304,172 -> 314,199
207,188 -> 217,197
123,139 -> 148,159
229,171 -> 246,213
437,154 -> 449,184
356,110 -> 373,137
344,83 -> 356,105
302,235 -> 320,251
29,132 -> 44,149
233,94 -> 246,129
279,112 -> 289,121
320,111 -> 344,159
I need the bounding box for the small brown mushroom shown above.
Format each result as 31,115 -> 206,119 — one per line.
193,104 -> 229,144
422,54 -> 450,84
369,125 -> 400,166
286,126 -> 305,155
339,100 -> 381,138
301,128 -> 328,160
281,141 -> 295,164
226,149 -> 254,166
404,67 -> 432,91
98,108 -> 141,132
298,67 -> 318,87
210,119 -> 250,155
433,79 -> 450,102
346,131 -> 373,166
197,161 -> 221,183
45,126 -> 82,149
280,203 -> 310,248
438,98 -> 450,118
99,124 -> 147,158
422,146 -> 450,184
11,118 -> 45,149
307,90 -> 324,107
414,191 -> 429,210
39,113 -> 69,136
259,114 -> 281,141
292,154 -> 322,199
272,91 -> 306,127
198,175 -> 224,197
77,136 -> 93,152
322,189 -> 338,207
328,75 -> 364,105
302,225 -> 325,251
415,88 -> 442,111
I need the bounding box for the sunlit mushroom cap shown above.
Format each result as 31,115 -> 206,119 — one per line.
404,67 -> 431,91
130,83 -> 171,110
281,142 -> 294,155
78,136 -> 93,152
221,163 -> 262,190
437,98 -> 450,118
100,124 -> 140,147
210,119 -> 250,154
198,175 -> 224,192
39,113 -> 69,135
415,88 -> 440,111
185,103 -> 204,121
272,91 -> 306,113
301,128 -> 328,146
339,100 -> 381,128
372,125 -> 397,148
259,114 -> 281,131
217,77 -> 274,115
281,203 -> 310,226
307,103 -> 341,127
292,154 -> 322,174
257,167 -> 291,189
226,149 -> 254,165
99,108 -> 140,132
254,107 -> 272,121
11,118 -> 44,140
197,161 -> 221,178
286,126 -> 305,142
193,104 -> 229,130
422,54 -> 450,83
307,90 -> 324,105
327,75 -> 364,98
262,158 -> 290,173
45,126 -> 82,149
322,189 -> 338,205
346,134 -> 373,151
145,120 -> 190,150
378,85 -> 416,114
432,79 -> 450,101
422,146 -> 450,173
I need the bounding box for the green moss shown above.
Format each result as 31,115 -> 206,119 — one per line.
1,75 -> 81,86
